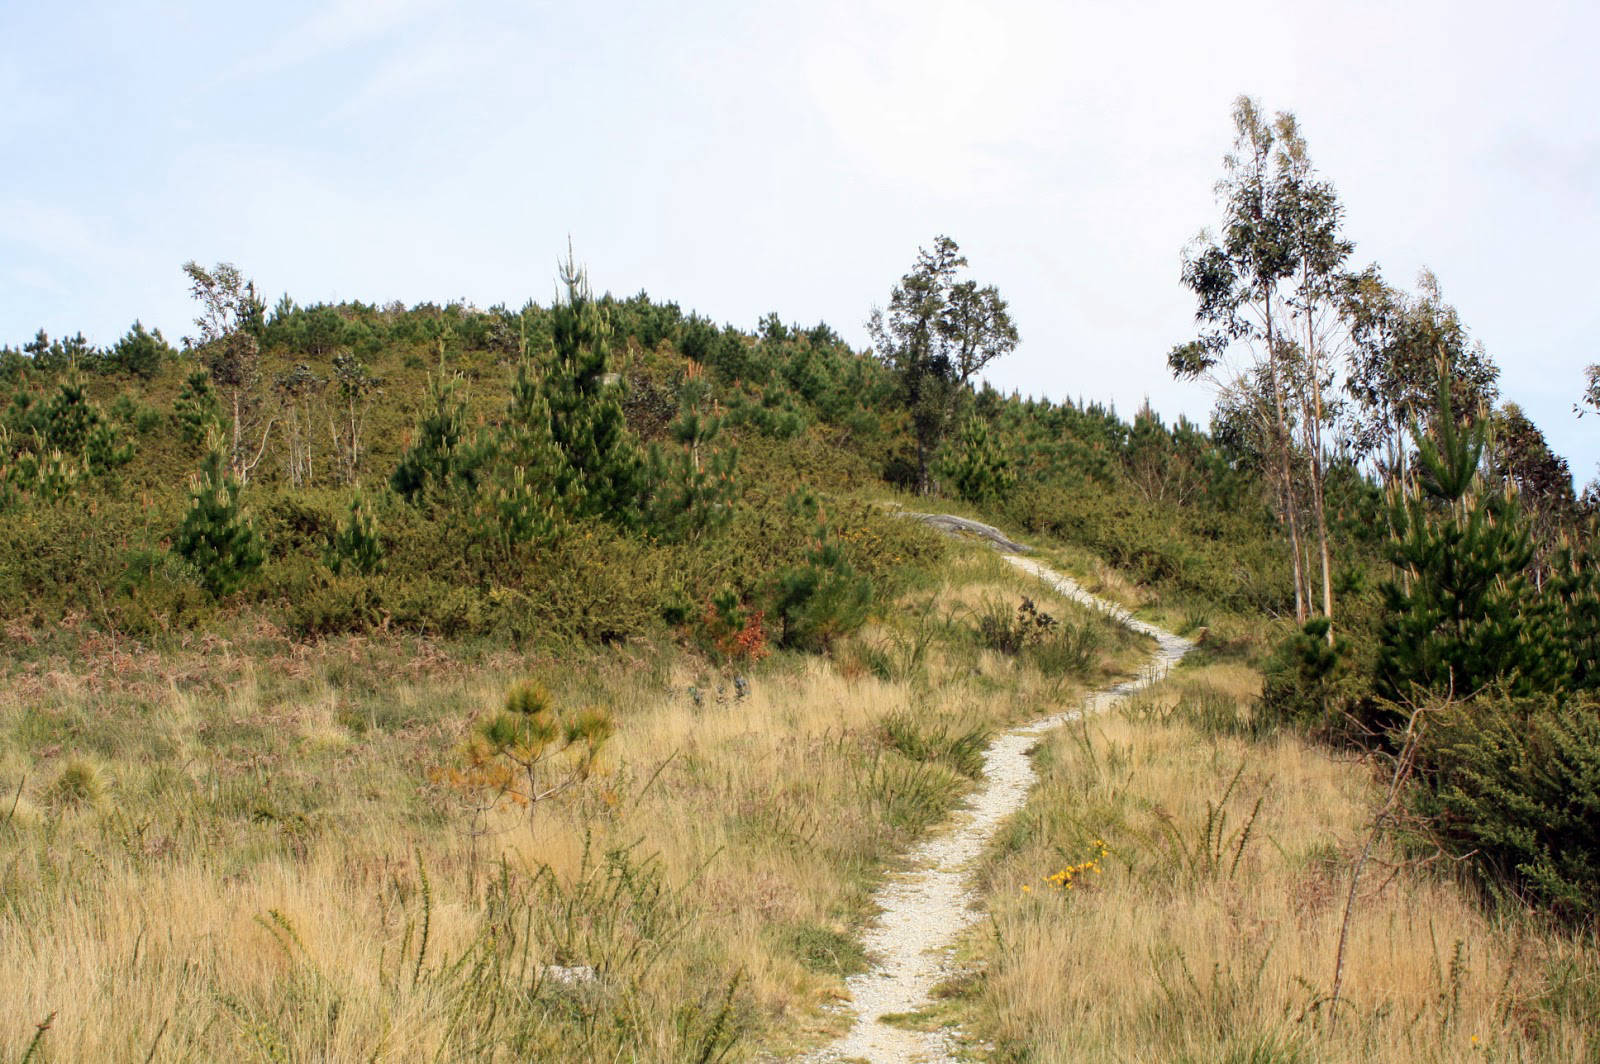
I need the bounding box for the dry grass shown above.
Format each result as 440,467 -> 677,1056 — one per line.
13,541 -> 1590,1062
959,664 -> 1599,1063
0,544 -> 1133,1062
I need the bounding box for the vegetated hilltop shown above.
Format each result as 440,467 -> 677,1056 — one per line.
0,251 -> 1286,653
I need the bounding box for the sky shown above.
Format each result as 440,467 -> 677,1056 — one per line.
3,0 -> 1597,482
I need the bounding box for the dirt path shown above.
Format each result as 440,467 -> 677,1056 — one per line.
804,549 -> 1191,1063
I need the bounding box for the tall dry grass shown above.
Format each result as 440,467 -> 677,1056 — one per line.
960,664 -> 1599,1063
0,545 -> 1135,1061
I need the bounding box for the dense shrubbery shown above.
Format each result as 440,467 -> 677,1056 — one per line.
0,263 -> 945,653
1247,374 -> 1600,928
1416,691 -> 1600,924
4,253 -> 1318,657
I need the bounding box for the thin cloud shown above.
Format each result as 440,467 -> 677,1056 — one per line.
231,0 -> 447,79
323,24 -> 516,125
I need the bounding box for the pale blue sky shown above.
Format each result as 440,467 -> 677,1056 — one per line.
3,0 -> 1597,481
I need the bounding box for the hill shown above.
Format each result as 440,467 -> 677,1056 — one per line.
1,255 -> 1597,1061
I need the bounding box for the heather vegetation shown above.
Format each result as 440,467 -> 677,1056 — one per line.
3,98 -> 1599,1061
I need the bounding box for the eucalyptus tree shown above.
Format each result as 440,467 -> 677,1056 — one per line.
272,363 -> 324,489
869,236 -> 1018,495
1343,268 -> 1499,483
1488,401 -> 1577,570
1275,114 -> 1355,634
1170,96 -> 1311,622
183,261 -> 272,484
1578,364 -> 1600,418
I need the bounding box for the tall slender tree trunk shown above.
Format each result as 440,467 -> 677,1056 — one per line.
1303,284 -> 1336,642
916,437 -> 931,496
1310,460 -> 1334,627
1265,295 -> 1308,624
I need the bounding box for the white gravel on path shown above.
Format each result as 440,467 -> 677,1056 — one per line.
802,552 -> 1192,1063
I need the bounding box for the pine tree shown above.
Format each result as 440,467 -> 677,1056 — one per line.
542,254 -> 646,528
478,358 -> 564,551
1375,370 -> 1564,705
173,370 -> 226,448
324,492 -> 384,576
1549,533 -> 1600,690
391,371 -> 478,503
490,464 -> 560,552
176,432 -> 264,598
771,493 -> 872,652
645,361 -> 737,542
938,415 -> 1014,506
3,369 -> 133,487
36,371 -> 96,457
32,448 -> 88,503
107,321 -> 173,379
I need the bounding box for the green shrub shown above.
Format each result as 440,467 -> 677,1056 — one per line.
44,758 -> 106,811
1416,690 -> 1600,925
771,534 -> 871,654
881,711 -> 990,779
770,922 -> 868,977
280,566 -> 385,637
972,595 -> 1057,656
1258,618 -> 1349,732
1027,618 -> 1104,679
112,547 -> 216,636
860,752 -> 965,835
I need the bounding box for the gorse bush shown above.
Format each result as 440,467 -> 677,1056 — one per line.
1415,690 -> 1600,926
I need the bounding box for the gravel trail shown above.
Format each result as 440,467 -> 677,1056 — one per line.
803,550 -> 1191,1063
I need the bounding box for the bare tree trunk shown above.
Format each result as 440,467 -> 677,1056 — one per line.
1265,297 -> 1308,624
1303,286 -> 1336,641
230,392 -> 244,482
1311,454 -> 1334,634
